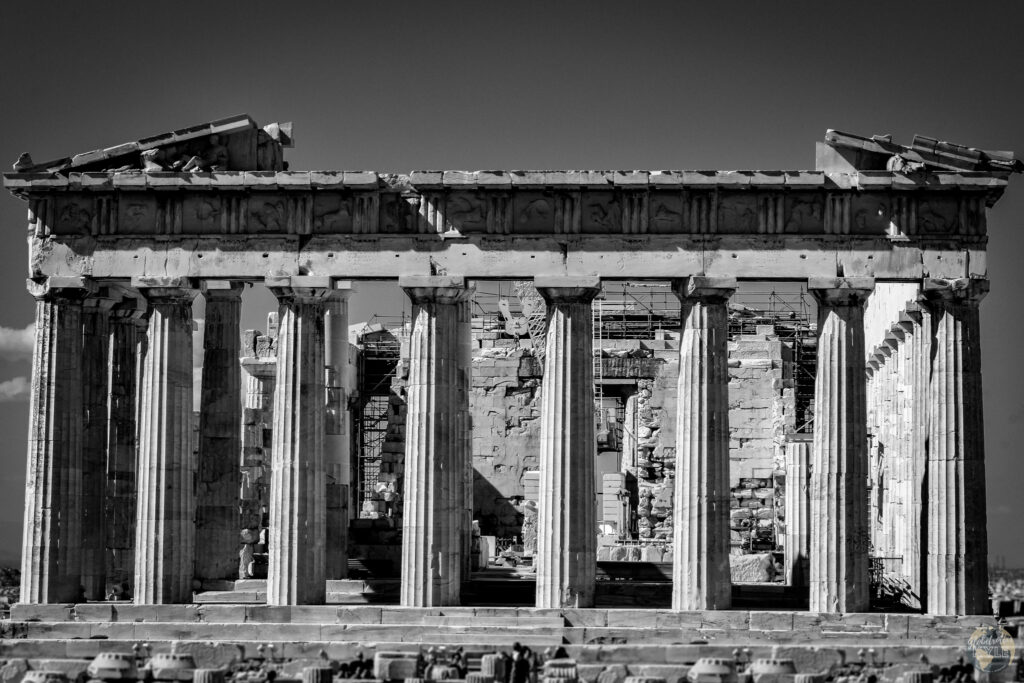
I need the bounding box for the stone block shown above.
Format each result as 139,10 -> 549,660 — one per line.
749,611 -> 794,632
730,553 -> 776,582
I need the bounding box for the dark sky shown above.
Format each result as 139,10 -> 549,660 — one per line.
1,1 -> 1022,566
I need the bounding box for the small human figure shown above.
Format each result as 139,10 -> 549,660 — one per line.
511,644 -> 531,683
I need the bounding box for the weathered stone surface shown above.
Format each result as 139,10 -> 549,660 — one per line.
266,277 -> 331,605
808,279 -> 873,613
730,553 -> 776,583
535,278 -> 600,609
21,277 -> 93,604
195,281 -> 243,582
671,277 -> 735,611
399,277 -> 473,606
922,278 -> 990,615
133,280 -> 198,604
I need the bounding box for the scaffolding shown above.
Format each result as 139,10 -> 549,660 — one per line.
355,315 -> 404,510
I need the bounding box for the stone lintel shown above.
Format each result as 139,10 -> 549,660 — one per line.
672,276 -> 737,301
26,276 -> 96,300
922,277 -> 989,304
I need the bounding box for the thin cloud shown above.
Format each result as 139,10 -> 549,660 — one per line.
0,377 -> 29,402
0,325 -> 33,360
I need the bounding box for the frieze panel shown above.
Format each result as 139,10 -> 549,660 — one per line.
686,191 -> 715,234
648,192 -> 683,234
783,194 -> 824,234
118,197 -> 159,235
514,192 -> 556,234
917,196 -> 959,235
379,193 -> 415,234
445,191 -> 488,233
850,195 -> 893,236
52,194 -> 95,236
313,194 -> 354,234
580,192 -> 620,234
181,195 -> 223,234
717,193 -> 758,234
247,195 -> 288,234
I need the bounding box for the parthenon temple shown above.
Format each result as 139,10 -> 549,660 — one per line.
4,115 -> 1018,619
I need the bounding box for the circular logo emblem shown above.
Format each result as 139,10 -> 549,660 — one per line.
966,626 -> 1016,673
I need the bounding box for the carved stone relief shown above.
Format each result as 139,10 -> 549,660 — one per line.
718,194 -> 758,234
649,193 -> 683,234
446,191 -> 488,233
313,194 -> 354,234
784,195 -> 824,234
54,196 -> 93,235
581,192 -> 621,234
515,193 -> 555,233
118,198 -> 158,234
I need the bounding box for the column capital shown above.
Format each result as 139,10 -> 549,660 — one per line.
200,280 -> 245,300
26,276 -> 96,302
329,280 -> 356,303
265,275 -> 333,303
83,284 -> 123,313
132,277 -> 198,304
672,277 -> 737,302
400,275 -> 472,305
921,277 -> 989,307
808,277 -> 875,306
534,275 -> 601,305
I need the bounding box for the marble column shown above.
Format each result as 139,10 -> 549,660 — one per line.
458,296 -> 474,578
132,277 -> 197,605
21,276 -> 94,604
105,294 -> 145,598
905,300 -> 930,609
81,290 -> 117,600
922,278 -> 989,615
784,439 -> 812,587
266,276 -> 331,605
808,277 -> 873,614
671,276 -> 735,611
325,283 -> 354,580
399,275 -> 473,607
534,276 -> 601,609
195,281 -> 244,582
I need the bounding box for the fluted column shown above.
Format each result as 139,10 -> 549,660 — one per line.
105,294 -> 145,598
906,301 -> 930,609
784,439 -> 812,587
20,276 -> 94,604
325,283 -> 354,580
808,277 -> 873,614
399,275 -> 473,607
195,281 -> 244,582
266,276 -> 331,605
671,276 -> 735,611
922,278 -> 989,615
81,290 -> 117,600
534,276 -> 600,609
132,277 -> 197,604
458,296 -> 474,577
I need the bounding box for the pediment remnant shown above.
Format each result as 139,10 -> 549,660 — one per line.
819,129 -> 1022,175
11,114 -> 292,174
